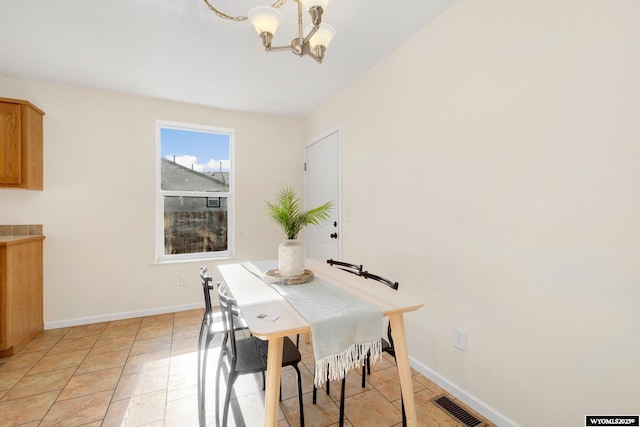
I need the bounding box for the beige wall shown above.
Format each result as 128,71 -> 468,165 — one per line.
2,0 -> 639,424
304,0 -> 640,425
0,75 -> 303,325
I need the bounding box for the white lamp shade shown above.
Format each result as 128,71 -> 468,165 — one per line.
306,23 -> 335,48
248,6 -> 282,35
299,0 -> 330,11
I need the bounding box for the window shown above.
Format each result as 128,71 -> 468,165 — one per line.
157,121 -> 233,262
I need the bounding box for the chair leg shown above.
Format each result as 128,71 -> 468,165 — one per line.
197,319 -> 205,385
359,350 -> 392,389
313,372 -> 345,427
313,366 -> 331,404
198,315 -> 207,350
197,318 -> 207,426
197,316 -> 207,383
202,330 -> 216,392
326,370 -> 330,395
339,376 -> 346,427
222,371 -> 237,427
361,352 -> 371,388
293,365 -> 305,427
214,334 -> 228,427
201,334 -> 211,424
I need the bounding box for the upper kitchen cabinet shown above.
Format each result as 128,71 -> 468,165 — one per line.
0,97 -> 45,190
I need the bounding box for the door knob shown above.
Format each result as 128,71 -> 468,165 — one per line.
330,233 -> 338,239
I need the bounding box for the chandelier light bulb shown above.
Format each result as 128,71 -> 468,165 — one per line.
248,6 -> 283,36
306,23 -> 335,49
299,0 -> 330,12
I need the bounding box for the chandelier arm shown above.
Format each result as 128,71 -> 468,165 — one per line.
202,0 -> 287,21
267,45 -> 293,52
308,6 -> 324,26
273,0 -> 287,8
296,0 -> 304,38
307,49 -> 323,63
302,25 -> 319,45
302,6 -> 323,44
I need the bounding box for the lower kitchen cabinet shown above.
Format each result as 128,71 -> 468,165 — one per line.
0,235 -> 45,357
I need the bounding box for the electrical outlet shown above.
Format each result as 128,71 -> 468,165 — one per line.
178,274 -> 187,287
453,327 -> 467,352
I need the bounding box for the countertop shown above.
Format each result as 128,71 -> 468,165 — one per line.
0,235 -> 46,245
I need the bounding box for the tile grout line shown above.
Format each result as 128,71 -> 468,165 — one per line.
28,326 -> 77,425
102,320 -> 139,426
36,322 -> 116,425
160,312 -> 178,425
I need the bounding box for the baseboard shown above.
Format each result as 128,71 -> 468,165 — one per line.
409,356 -> 521,427
44,302 -> 205,330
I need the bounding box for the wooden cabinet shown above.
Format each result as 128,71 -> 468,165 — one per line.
0,97 -> 45,190
0,236 -> 45,357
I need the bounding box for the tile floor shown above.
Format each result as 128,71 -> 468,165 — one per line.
0,309 -> 494,427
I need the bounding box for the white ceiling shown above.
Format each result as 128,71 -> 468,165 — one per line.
0,0 -> 456,118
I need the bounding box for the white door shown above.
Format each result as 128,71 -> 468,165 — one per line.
305,129 -> 340,261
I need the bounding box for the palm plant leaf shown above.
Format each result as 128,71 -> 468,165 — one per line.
266,187 -> 333,239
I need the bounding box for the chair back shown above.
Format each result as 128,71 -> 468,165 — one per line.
216,281 -> 239,365
327,259 -> 364,276
200,266 -> 214,318
362,271 -> 399,290
361,270 -> 399,353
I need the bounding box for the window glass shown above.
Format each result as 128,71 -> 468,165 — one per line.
158,123 -> 233,261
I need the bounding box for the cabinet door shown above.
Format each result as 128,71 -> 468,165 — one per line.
0,102 -> 22,185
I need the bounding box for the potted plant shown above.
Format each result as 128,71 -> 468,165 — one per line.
266,187 -> 333,277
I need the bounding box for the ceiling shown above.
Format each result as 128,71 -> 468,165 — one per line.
0,0 -> 456,118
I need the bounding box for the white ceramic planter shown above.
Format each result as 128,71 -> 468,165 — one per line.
278,239 -> 305,277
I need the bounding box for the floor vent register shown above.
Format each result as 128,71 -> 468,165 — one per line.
430,395 -> 486,427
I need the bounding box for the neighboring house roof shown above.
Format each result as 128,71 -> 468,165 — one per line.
161,158 -> 229,191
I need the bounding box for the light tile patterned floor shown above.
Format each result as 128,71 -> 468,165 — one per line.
0,309 -> 494,427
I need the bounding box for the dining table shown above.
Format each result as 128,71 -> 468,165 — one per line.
217,258 -> 425,427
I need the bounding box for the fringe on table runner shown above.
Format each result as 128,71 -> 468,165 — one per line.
314,338 -> 383,388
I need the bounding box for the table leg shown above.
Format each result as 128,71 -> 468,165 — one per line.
265,336 -> 284,427
389,313 -> 417,427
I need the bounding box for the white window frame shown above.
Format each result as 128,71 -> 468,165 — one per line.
156,120 -> 235,263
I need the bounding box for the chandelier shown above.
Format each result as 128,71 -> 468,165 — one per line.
203,0 -> 335,64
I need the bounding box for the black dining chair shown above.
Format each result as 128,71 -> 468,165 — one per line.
197,267 -> 248,426
311,259 -> 367,427
361,269 -> 406,427
327,259 -> 363,276
215,280 -> 305,427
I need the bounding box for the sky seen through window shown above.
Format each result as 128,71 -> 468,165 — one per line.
160,128 -> 230,173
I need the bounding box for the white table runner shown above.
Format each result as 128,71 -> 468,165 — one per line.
243,261 -> 382,387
